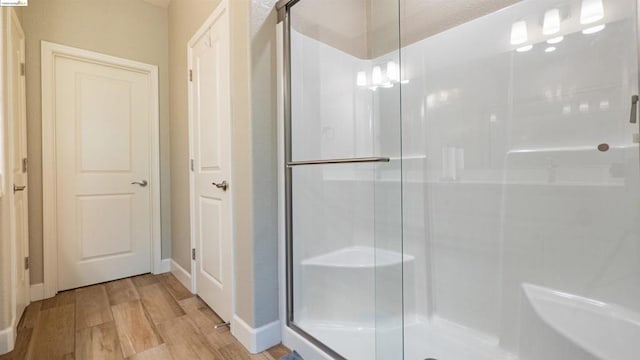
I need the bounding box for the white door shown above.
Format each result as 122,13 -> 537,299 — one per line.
7,9 -> 28,319
54,51 -> 154,291
190,6 -> 232,321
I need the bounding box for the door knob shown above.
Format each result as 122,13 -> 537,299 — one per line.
13,184 -> 26,193
212,180 -> 228,191
131,180 -> 148,187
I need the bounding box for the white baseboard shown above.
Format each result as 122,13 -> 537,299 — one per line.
231,315 -> 281,354
157,258 -> 171,274
0,318 -> 16,355
30,283 -> 45,302
170,259 -> 192,292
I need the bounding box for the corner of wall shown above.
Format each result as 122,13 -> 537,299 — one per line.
231,314 -> 281,354
0,318 -> 16,355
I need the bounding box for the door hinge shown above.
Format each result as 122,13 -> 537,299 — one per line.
24,257 -> 29,270
189,69 -> 193,82
192,248 -> 196,260
22,158 -> 27,173
20,63 -> 25,77
190,159 -> 194,172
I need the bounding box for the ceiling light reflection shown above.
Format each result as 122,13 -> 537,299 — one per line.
516,45 -> 533,52
356,71 -> 366,87
581,0 -> 604,24
386,61 -> 399,82
372,66 -> 382,85
582,24 -> 605,34
511,20 -> 528,45
547,36 -> 564,44
543,9 -> 561,35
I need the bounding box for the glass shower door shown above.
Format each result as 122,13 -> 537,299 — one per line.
401,0 -> 640,359
285,0 -> 403,358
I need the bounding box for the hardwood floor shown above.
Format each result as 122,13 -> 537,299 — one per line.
0,273 -> 290,360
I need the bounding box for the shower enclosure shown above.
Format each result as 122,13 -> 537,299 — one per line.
279,0 -> 640,359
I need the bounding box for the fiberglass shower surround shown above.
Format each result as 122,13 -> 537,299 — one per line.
282,0 -> 640,359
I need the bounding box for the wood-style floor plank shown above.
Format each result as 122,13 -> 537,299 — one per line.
111,300 -> 162,357
26,303 -> 75,359
40,290 -> 75,310
105,278 -> 140,306
266,344 -> 291,360
127,343 -> 174,360
218,342 -> 271,360
156,315 -> 220,360
75,322 -> 123,360
131,274 -> 159,288
2,274 -> 290,360
137,283 -> 185,324
159,273 -> 193,301
75,285 -> 113,330
18,301 -> 41,330
179,296 -> 223,332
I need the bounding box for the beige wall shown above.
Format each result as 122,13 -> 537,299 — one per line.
167,0 -> 221,274
248,0 -> 279,328
22,0 -> 171,284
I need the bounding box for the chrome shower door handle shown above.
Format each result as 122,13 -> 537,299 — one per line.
212,180 -> 228,191
131,180 -> 148,187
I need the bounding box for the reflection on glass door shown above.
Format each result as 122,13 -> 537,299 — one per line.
285,0 -> 403,359
401,0 -> 640,359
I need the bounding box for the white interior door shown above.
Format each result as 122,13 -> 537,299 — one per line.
54,50 -> 155,291
7,9 -> 28,320
190,7 -> 232,321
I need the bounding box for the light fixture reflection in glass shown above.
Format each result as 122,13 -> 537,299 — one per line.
579,102 -> 590,113
356,71 -> 366,87
600,100 -> 610,110
582,24 -> 605,34
543,9 -> 561,35
547,36 -> 564,44
581,0 -> 604,24
372,66 -> 382,85
545,46 -> 557,53
563,105 -> 572,115
516,44 -> 533,52
511,20 -> 528,45
386,61 -> 399,82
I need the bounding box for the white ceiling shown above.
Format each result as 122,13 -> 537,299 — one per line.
142,0 -> 170,8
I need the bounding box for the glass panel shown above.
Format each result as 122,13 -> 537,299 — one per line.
402,0 -> 639,359
289,0 -> 403,358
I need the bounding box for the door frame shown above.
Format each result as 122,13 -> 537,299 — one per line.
41,41 -> 161,299
186,0 -> 234,299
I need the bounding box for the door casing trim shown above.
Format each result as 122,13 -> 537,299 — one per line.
41,41 -> 161,299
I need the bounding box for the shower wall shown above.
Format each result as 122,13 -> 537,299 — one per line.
403,0 -> 640,358
290,29 -> 376,262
